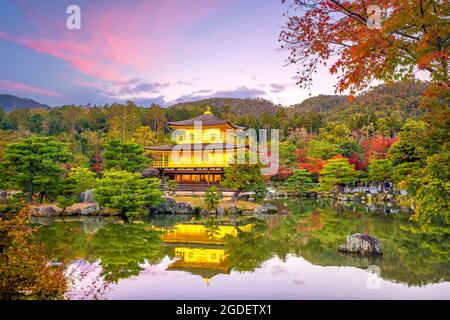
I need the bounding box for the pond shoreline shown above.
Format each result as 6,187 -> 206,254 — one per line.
1,187 -> 414,218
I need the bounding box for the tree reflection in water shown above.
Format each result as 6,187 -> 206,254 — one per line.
33,199 -> 449,293
224,199 -> 449,286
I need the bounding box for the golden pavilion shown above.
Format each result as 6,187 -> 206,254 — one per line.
145,107 -> 247,188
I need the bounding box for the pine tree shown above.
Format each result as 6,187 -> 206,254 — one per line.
319,157 -> 357,193
94,170 -> 163,218
3,136 -> 72,202
205,185 -> 220,209
223,161 -> 267,199
103,140 -> 149,172
368,159 -> 394,190
285,169 -> 313,195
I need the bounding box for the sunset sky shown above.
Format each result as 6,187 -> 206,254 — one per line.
0,0 -> 340,107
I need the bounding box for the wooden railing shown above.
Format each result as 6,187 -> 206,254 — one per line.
152,160 -> 168,168
152,160 -> 226,168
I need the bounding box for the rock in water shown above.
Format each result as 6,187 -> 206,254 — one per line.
216,206 -> 225,215
227,204 -> 241,215
149,197 -> 177,214
174,202 -> 194,214
338,233 -> 382,255
75,204 -> 100,215
200,208 -> 212,216
31,205 -> 58,217
263,203 -> 278,214
265,188 -> 288,200
253,206 -> 268,214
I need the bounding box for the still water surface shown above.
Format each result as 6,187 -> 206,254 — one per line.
32,199 -> 450,299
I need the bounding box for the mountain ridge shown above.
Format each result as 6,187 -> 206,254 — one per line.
0,94 -> 49,112
0,80 -> 428,119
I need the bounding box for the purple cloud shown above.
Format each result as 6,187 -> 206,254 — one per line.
270,83 -> 288,93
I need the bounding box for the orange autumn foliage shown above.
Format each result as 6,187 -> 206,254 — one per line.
296,149 -> 326,174
362,135 -> 398,160
0,207 -> 68,299
280,0 -> 449,93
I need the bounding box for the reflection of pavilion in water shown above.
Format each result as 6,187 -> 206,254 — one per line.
162,222 -> 253,285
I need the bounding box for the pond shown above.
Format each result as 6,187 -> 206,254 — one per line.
31,199 -> 450,300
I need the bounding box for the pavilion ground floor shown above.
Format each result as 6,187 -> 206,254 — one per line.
161,167 -> 224,184
142,167 -> 237,191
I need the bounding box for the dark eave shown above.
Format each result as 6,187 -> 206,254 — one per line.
145,143 -> 249,152
168,113 -> 244,129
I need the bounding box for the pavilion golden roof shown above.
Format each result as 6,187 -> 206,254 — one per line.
167,109 -> 244,129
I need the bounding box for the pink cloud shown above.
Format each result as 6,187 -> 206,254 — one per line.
0,80 -> 65,98
3,0 -> 232,83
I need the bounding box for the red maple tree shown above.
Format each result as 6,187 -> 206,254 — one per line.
362,135 -> 398,160
280,0 -> 449,93
296,149 -> 327,174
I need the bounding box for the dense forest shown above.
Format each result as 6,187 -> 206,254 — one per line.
0,80 -> 428,160
0,80 -> 448,229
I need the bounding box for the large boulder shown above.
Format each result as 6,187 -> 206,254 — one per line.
174,202 -> 194,214
338,233 -> 383,255
149,197 -> 177,214
31,205 -> 58,217
71,203 -> 100,215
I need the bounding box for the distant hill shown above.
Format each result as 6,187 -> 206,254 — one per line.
0,94 -> 49,112
166,81 -> 428,124
167,97 -> 281,121
287,80 -> 428,121
288,95 -> 350,114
